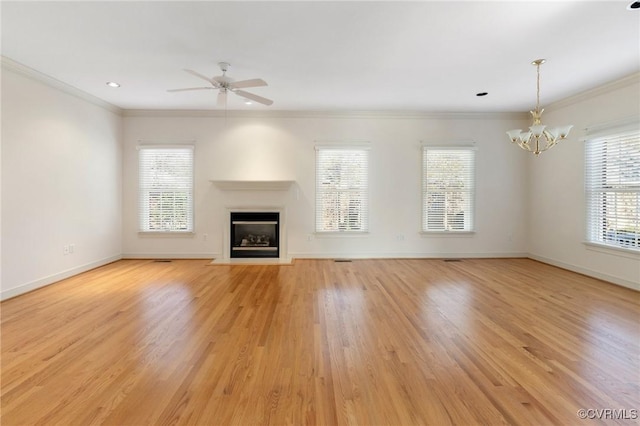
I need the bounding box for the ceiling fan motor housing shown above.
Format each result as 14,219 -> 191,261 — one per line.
214,75 -> 234,86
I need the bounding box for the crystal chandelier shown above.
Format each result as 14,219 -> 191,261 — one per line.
506,59 -> 573,156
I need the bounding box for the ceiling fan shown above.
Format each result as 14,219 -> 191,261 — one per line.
167,62 -> 273,107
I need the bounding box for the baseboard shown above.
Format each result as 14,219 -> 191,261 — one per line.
124,250 -> 528,263
527,254 -> 640,291
288,251 -> 529,259
1,254 -> 122,301
122,252 -> 219,259
210,257 -> 294,265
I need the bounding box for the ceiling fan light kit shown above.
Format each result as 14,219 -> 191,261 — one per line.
167,61 -> 273,107
506,59 -> 573,156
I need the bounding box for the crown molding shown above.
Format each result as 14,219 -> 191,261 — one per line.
1,56 -> 123,116
122,108 -> 527,120
546,72 -> 640,112
6,52 -> 634,120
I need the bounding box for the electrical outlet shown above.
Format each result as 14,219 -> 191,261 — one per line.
63,245 -> 69,255
203,234 -> 208,241
69,244 -> 75,253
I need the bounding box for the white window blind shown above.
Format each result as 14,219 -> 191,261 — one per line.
316,147 -> 369,232
585,130 -> 639,250
139,146 -> 194,232
422,147 -> 475,232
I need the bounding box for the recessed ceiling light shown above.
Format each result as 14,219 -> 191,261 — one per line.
476,92 -> 488,97
106,81 -> 120,88
244,99 -> 253,105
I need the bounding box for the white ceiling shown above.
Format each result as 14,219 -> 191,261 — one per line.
2,1 -> 639,112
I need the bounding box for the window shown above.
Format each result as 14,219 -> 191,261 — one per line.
316,146 -> 369,232
585,130 -> 639,250
422,147 -> 475,232
138,145 -> 194,232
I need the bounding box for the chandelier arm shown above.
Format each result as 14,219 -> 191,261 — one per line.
537,143 -> 553,153
518,140 -> 532,151
542,130 -> 558,150
540,135 -> 561,152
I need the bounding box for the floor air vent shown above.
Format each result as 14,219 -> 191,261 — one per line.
443,259 -> 462,262
153,260 -> 172,263
334,259 -> 353,263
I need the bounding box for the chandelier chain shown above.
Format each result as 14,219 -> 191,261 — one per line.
536,62 -> 541,112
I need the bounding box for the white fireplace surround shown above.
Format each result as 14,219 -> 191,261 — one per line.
212,206 -> 291,264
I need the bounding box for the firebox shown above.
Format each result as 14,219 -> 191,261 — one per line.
230,212 -> 279,258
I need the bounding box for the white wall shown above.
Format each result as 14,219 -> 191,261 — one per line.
122,112 -> 530,259
1,65 -> 123,300
2,62 -> 636,296
527,75 -> 640,290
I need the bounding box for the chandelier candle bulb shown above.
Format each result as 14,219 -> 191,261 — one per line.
507,129 -> 522,143
546,128 -> 560,140
530,124 -> 546,137
558,125 -> 574,138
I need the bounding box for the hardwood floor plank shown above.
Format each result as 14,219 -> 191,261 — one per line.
1,258 -> 638,425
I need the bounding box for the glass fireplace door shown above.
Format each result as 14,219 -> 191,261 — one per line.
230,212 -> 279,258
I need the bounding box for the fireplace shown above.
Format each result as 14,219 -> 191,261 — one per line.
230,212 -> 279,258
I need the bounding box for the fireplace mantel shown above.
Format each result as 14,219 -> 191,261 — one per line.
210,180 -> 294,191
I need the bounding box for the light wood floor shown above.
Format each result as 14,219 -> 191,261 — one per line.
1,258 -> 638,425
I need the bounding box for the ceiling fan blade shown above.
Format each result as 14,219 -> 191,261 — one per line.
230,78 -> 267,89
217,90 -> 227,108
167,87 -> 214,92
234,89 -> 273,106
183,69 -> 217,85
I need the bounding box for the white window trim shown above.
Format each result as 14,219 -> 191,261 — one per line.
138,143 -> 195,234
313,231 -> 370,237
584,125 -> 639,253
137,231 -> 196,236
581,117 -> 640,141
421,145 -> 476,233
583,241 -> 640,259
419,231 -> 476,236
315,144 -> 370,233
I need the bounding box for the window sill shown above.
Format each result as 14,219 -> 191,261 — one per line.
420,231 -> 476,237
583,242 -> 639,259
138,231 -> 195,238
314,231 -> 370,238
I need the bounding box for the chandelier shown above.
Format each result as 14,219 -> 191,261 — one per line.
506,59 -> 573,156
